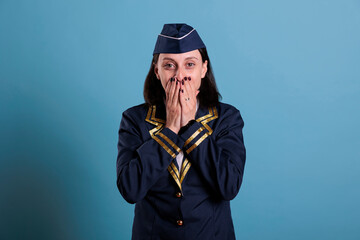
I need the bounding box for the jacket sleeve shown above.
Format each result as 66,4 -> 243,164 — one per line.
178,108 -> 246,201
116,109 -> 184,204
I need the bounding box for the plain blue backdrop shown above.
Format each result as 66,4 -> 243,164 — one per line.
1,0 -> 359,239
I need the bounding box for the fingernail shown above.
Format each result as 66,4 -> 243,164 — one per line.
182,80 -> 184,85
184,77 -> 187,80
188,77 -> 191,81
181,89 -> 184,93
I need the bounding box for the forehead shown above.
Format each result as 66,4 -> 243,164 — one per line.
159,49 -> 201,61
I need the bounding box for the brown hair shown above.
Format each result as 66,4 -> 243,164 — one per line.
143,48 -> 221,108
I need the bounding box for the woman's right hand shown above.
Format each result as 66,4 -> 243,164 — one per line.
164,77 -> 181,134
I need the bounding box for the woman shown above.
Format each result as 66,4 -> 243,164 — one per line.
116,23 -> 246,240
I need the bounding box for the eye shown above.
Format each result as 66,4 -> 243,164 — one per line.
187,62 -> 195,67
164,63 -> 175,68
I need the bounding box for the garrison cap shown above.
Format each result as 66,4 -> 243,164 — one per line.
153,23 -> 206,55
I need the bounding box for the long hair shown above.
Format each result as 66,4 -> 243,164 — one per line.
143,48 -> 221,108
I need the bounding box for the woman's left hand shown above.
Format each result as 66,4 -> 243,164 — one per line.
179,77 -> 199,127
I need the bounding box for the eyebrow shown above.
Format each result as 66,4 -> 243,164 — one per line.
162,56 -> 199,61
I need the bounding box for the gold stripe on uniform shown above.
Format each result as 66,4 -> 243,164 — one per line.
168,165 -> 182,191
146,106 -> 176,158
180,159 -> 191,183
200,107 -> 218,135
157,132 -> 181,153
151,105 -> 166,124
196,107 -> 213,122
170,162 -> 180,179
180,158 -> 188,174
184,127 -> 205,147
168,158 -> 192,190
145,105 -> 219,191
184,106 -> 219,153
153,135 -> 176,158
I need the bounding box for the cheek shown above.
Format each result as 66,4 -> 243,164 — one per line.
196,79 -> 202,90
159,76 -> 171,90
193,72 -> 203,89
160,79 -> 167,89
158,71 -> 172,85
190,78 -> 201,90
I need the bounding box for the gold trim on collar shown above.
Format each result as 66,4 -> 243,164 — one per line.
184,126 -> 205,147
151,105 -> 165,124
145,106 -> 179,158
167,158 -> 192,191
186,132 -> 209,154
168,164 -> 182,191
185,106 -> 218,154
145,105 -> 219,155
196,107 -> 213,122
180,159 -> 191,183
157,132 -> 181,153
145,105 -> 218,191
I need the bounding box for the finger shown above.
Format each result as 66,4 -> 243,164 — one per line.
165,81 -> 170,101
173,78 -> 180,107
169,78 -> 177,105
165,77 -> 173,99
179,91 -> 185,108
186,77 -> 197,100
166,78 -> 173,103
185,76 -> 194,92
183,79 -> 196,107
179,80 -> 185,107
182,79 -> 190,103
179,91 -> 191,110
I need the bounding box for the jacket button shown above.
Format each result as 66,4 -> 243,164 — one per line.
175,192 -> 182,198
177,220 -> 183,226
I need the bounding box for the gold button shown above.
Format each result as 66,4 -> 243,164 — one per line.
175,192 -> 182,198
177,220 -> 183,226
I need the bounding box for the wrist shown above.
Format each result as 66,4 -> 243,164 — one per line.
165,125 -> 180,134
178,119 -> 196,135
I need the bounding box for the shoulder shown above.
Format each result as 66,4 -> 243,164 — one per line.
122,103 -> 148,117
213,102 -> 245,132
216,102 -> 243,119
120,103 -> 150,126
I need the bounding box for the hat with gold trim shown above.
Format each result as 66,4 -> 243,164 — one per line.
153,23 -> 206,55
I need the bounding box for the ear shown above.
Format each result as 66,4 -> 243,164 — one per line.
201,60 -> 208,78
154,64 -> 160,79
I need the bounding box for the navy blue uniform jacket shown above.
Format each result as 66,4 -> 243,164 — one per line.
116,102 -> 246,240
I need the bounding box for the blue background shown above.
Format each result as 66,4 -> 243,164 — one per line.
1,0 -> 359,239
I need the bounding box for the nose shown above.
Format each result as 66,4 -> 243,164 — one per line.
174,66 -> 186,80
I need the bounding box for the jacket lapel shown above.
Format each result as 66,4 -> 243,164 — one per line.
145,103 -> 218,192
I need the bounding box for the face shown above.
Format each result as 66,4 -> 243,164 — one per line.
154,49 -> 208,92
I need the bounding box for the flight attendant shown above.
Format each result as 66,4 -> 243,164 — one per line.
116,23 -> 246,240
